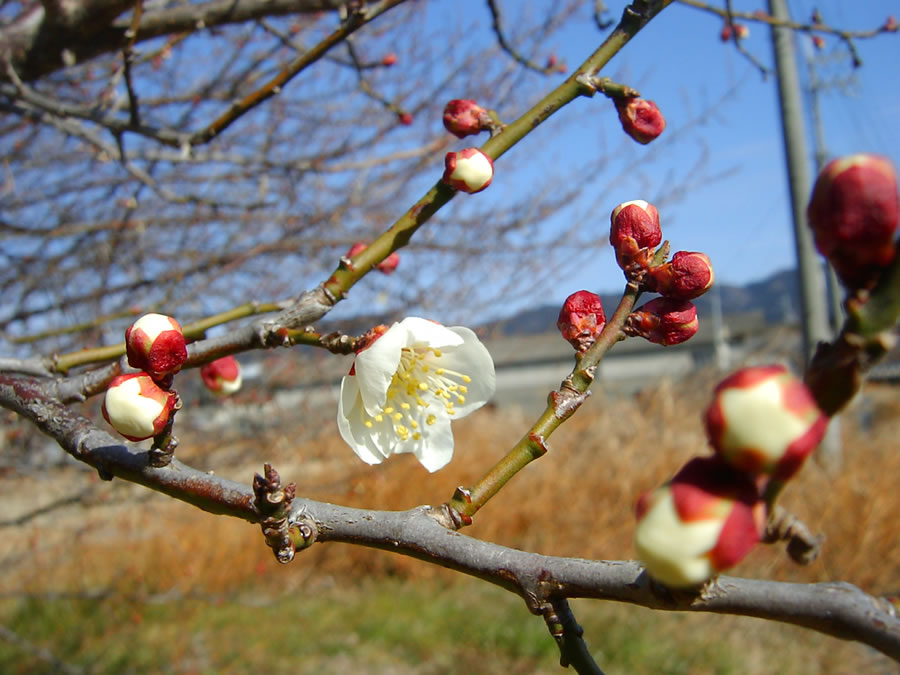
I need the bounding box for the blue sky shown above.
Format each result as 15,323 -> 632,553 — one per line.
399,0 -> 899,323
542,0 -> 899,297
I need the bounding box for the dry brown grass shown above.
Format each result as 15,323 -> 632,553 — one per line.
1,375 -> 898,671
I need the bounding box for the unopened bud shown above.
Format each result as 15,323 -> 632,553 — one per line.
201,356 -> 243,396
610,200 -> 662,269
635,456 -> 764,588
614,97 -> 665,145
626,297 -> 698,346
442,99 -> 488,139
344,242 -> 400,275
381,52 -> 397,66
885,16 -> 898,32
102,373 -> 177,441
398,112 -> 414,126
811,35 -> 825,50
647,251 -> 715,300
125,313 -> 187,380
442,148 -> 494,194
704,365 -> 827,481
807,154 -> 899,288
557,290 -> 606,352
734,24 -> 749,39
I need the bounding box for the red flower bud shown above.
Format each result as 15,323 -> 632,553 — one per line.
719,25 -> 733,42
614,97 -> 665,144
344,242 -> 400,275
200,356 -> 243,396
635,456 -> 764,587
398,112 -> 414,126
885,16 -> 898,32
704,365 -> 827,481
609,200 -> 662,269
102,373 -> 177,441
442,148 -> 494,194
647,251 -> 715,300
125,313 -> 187,380
626,297 -> 698,346
442,99 -> 488,139
381,52 -> 398,67
734,24 -> 749,39
807,154 -> 899,288
811,35 -> 825,50
557,290 -> 606,352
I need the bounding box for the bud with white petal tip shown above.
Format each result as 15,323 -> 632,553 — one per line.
102,373 -> 177,441
200,356 -> 243,396
610,200 -> 662,269
125,313 -> 187,380
442,148 -> 494,194
635,456 -> 764,588
626,297 -> 698,346
704,365 -> 827,481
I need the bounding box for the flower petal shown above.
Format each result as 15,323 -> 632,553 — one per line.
355,323 -> 407,415
397,317 -> 464,349
337,376 -> 392,464
411,413 -> 455,472
440,326 -> 496,417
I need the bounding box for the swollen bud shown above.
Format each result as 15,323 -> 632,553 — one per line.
626,297 -> 698,346
635,456 -> 764,588
557,290 -> 606,352
201,356 -> 243,396
397,112 -> 414,126
102,373 -> 177,441
443,99 -> 489,139
609,200 -> 662,269
125,313 -> 187,380
381,52 -> 397,67
704,365 -> 827,481
614,97 -> 666,145
442,148 -> 494,194
647,251 -> 715,300
807,154 -> 899,288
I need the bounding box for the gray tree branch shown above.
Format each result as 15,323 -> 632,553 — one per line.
2,368 -> 898,661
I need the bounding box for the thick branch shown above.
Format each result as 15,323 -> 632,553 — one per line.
0,0 -> 347,82
2,373 -> 898,661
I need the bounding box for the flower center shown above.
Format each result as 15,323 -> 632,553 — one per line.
362,344 -> 472,442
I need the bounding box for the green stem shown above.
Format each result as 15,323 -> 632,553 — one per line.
447,284 -> 641,524
52,301 -> 286,374
324,0 -> 674,302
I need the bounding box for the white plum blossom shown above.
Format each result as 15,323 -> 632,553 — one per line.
338,317 -> 496,472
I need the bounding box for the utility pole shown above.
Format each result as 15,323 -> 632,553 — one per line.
768,0 -> 840,468
767,0 -> 831,364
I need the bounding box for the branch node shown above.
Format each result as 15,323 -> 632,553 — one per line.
253,463 -> 297,563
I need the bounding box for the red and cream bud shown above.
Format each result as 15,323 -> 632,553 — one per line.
125,313 -> 187,380
647,251 -> 715,300
442,148 -> 494,194
811,35 -> 825,50
557,290 -> 606,352
807,154 -> 899,287
102,373 -> 177,441
734,24 -> 749,39
442,99 -> 489,139
626,297 -> 698,346
704,365 -> 827,481
635,456 -> 764,588
200,356 -> 243,396
614,97 -> 666,145
609,200 -> 662,269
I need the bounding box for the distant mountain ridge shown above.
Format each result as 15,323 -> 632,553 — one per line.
488,268 -> 801,336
